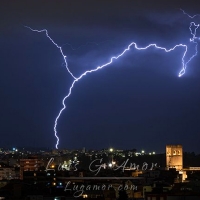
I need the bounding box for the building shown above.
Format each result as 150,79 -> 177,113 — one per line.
20,157 -> 43,180
145,194 -> 200,200
166,145 -> 183,171
0,167 -> 16,180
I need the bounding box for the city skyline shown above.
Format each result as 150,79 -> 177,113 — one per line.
1,1 -> 200,153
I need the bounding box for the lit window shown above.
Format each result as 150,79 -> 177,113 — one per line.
83,194 -> 88,198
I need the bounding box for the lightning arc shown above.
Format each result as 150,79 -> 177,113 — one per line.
24,26 -> 77,80
180,8 -> 200,19
25,9 -> 199,149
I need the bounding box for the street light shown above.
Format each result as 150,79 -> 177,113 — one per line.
141,150 -> 145,154
109,148 -> 114,166
108,163 -> 112,167
109,148 -> 113,152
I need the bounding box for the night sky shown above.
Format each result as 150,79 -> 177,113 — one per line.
1,0 -> 200,153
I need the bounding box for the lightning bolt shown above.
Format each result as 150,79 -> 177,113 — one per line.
180,8 -> 200,19
179,9 -> 200,76
24,26 -> 77,80
25,10 -> 200,149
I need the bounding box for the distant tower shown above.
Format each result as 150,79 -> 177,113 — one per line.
166,145 -> 183,170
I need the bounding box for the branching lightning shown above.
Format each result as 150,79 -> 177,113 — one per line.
180,8 -> 200,19
24,26 -> 77,80
179,9 -> 200,77
25,9 -> 200,149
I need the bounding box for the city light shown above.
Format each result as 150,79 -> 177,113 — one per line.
108,163 -> 112,167
83,194 -> 88,198
112,161 -> 116,165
